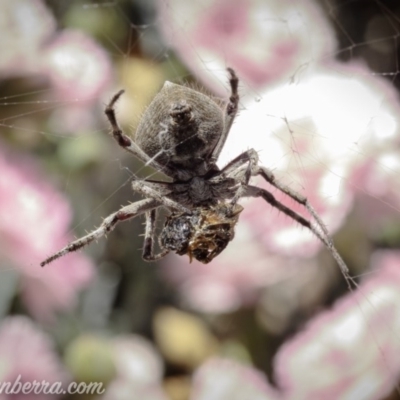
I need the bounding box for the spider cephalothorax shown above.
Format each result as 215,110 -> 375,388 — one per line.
41,68 -> 352,288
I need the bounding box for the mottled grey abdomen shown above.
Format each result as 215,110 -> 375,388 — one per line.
135,81 -> 225,174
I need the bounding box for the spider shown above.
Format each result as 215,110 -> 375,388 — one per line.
40,68 -> 353,288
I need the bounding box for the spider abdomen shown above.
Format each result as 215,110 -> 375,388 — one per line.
135,81 -> 225,175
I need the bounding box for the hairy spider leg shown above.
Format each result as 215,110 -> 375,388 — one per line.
225,150 -> 337,246
219,148 -> 356,290
219,148 -> 259,204
131,180 -> 192,214
243,185 -> 356,290
142,209 -> 170,261
40,199 -> 160,267
210,68 -> 239,161
221,148 -> 339,243
104,90 -> 176,177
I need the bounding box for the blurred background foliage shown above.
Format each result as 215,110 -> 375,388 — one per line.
2,0 -> 400,399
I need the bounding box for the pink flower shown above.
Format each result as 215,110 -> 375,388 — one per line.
0,0 -> 113,135
161,236 -> 321,314
41,29 -> 113,134
0,0 -> 112,101
42,30 -> 113,103
274,251 -> 400,400
188,252 -> 400,400
103,335 -> 168,400
0,147 -> 94,321
191,358 -> 280,400
0,0 -> 56,77
220,61 -> 400,256
0,316 -> 68,400
158,0 -> 336,93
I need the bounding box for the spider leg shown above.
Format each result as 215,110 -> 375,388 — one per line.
40,198 -> 160,267
221,148 -> 333,243
254,165 -> 355,285
219,148 -> 259,204
104,90 -> 175,176
220,150 -> 355,289
255,165 -> 334,241
211,68 -> 239,161
220,148 -> 259,176
131,179 -> 192,214
142,209 -> 170,261
241,184 -> 356,290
